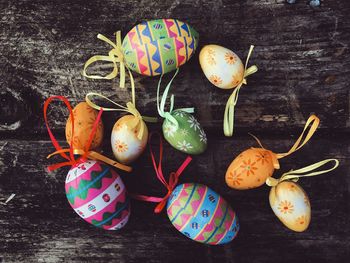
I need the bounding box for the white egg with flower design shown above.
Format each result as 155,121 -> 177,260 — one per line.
269,181 -> 311,232
111,115 -> 148,165
199,44 -> 244,89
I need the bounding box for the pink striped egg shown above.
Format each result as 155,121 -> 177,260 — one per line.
166,183 -> 239,244
65,160 -> 130,230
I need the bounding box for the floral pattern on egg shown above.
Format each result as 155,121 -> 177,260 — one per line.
199,44 -> 244,89
65,102 -> 104,150
269,181 -> 311,232
111,115 -> 148,165
225,148 -> 278,190
162,110 -> 207,155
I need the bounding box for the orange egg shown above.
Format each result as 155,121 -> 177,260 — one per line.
65,102 -> 104,151
225,148 -> 280,190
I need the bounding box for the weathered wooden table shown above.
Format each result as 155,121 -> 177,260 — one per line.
1,0 -> 349,262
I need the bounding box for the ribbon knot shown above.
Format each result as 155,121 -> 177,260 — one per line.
85,93 -> 157,140
266,159 -> 339,187
83,31 -> 127,88
131,132 -> 192,213
44,96 -> 132,173
157,69 -> 194,128
224,45 -> 258,137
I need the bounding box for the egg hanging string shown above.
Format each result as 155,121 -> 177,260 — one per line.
266,158 -> 339,187
83,31 -> 131,88
85,92 -> 157,140
157,68 -> 194,129
249,115 -> 320,169
131,132 -> 192,213
44,96 -> 132,172
224,45 -> 258,137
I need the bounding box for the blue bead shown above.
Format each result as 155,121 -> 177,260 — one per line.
286,0 -> 296,4
309,0 -> 320,7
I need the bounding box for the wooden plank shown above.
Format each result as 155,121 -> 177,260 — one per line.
0,0 -> 349,135
0,136 -> 349,262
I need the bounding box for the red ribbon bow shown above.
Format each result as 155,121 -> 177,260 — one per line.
133,132 -> 192,213
44,95 -> 132,173
43,95 -> 104,171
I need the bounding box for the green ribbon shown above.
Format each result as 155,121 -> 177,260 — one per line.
157,68 -> 194,129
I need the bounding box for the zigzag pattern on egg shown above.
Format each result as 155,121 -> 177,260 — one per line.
122,19 -> 199,76
91,196 -> 130,227
167,183 -> 239,245
66,166 -> 114,205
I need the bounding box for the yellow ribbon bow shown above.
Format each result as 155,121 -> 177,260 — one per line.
83,31 -> 130,88
266,158 -> 339,187
85,92 -> 157,140
224,45 -> 258,137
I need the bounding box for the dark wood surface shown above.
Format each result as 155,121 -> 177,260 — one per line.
0,0 -> 349,262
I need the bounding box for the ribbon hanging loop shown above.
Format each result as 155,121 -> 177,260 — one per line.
157,69 -> 194,129
266,158 -> 339,187
44,96 -> 132,173
224,45 -> 258,137
85,92 -> 157,140
276,115 -> 320,159
131,132 -> 192,213
83,31 -> 131,88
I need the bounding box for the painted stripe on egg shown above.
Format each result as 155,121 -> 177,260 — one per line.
179,186 -> 208,232
144,44 -> 153,76
73,177 -> 125,217
167,184 -> 185,212
93,198 -> 130,227
204,204 -> 229,244
66,161 -> 96,183
170,184 -> 197,224
193,195 -> 222,240
66,168 -> 109,200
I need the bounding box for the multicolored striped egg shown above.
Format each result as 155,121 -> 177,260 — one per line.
111,115 -> 148,165
225,148 -> 280,190
65,160 -> 130,230
122,19 -> 199,76
199,44 -> 244,89
162,110 -> 207,155
65,102 -> 104,151
167,183 -> 239,245
269,181 -> 311,232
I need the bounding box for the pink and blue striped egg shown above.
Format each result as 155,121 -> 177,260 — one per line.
166,183 -> 239,245
65,160 -> 130,230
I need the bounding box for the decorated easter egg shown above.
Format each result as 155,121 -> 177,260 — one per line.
65,102 -> 104,150
162,110 -> 207,155
225,148 -> 279,190
199,44 -> 244,89
167,183 -> 239,245
111,115 -> 148,165
65,160 -> 130,230
269,181 -> 311,232
122,19 -> 199,76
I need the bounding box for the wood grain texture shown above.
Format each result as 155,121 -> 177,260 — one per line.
0,0 -> 349,136
0,0 -> 349,262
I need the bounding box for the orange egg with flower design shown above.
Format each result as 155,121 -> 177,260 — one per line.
225,148 -> 280,190
65,102 -> 104,151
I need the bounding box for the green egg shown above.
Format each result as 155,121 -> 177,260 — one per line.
162,110 -> 207,154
